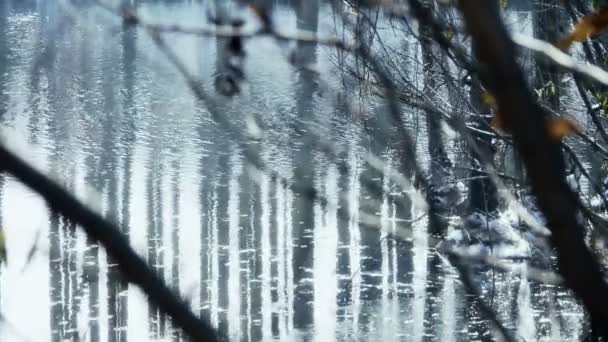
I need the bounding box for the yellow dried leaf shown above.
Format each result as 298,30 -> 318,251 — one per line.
481,91 -> 498,110
558,5 -> 608,50
482,91 -> 505,133
547,117 -> 581,141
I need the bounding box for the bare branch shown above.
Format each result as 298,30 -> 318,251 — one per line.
458,1 -> 608,338
0,144 -> 220,341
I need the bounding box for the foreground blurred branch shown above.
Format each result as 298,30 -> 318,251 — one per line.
0,145 -> 220,342
458,1 -> 608,339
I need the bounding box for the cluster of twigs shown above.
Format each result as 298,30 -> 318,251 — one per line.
3,0 -> 608,341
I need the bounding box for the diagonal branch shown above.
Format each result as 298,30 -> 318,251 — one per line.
0,145 -> 220,342
458,1 -> 608,338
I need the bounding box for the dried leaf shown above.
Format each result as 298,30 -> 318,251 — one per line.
249,4 -> 263,18
481,91 -> 498,110
0,229 -> 6,264
547,117 -> 581,141
490,111 -> 506,132
558,5 -> 608,50
484,89 -> 580,141
482,91 -> 505,132
249,3 -> 272,28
